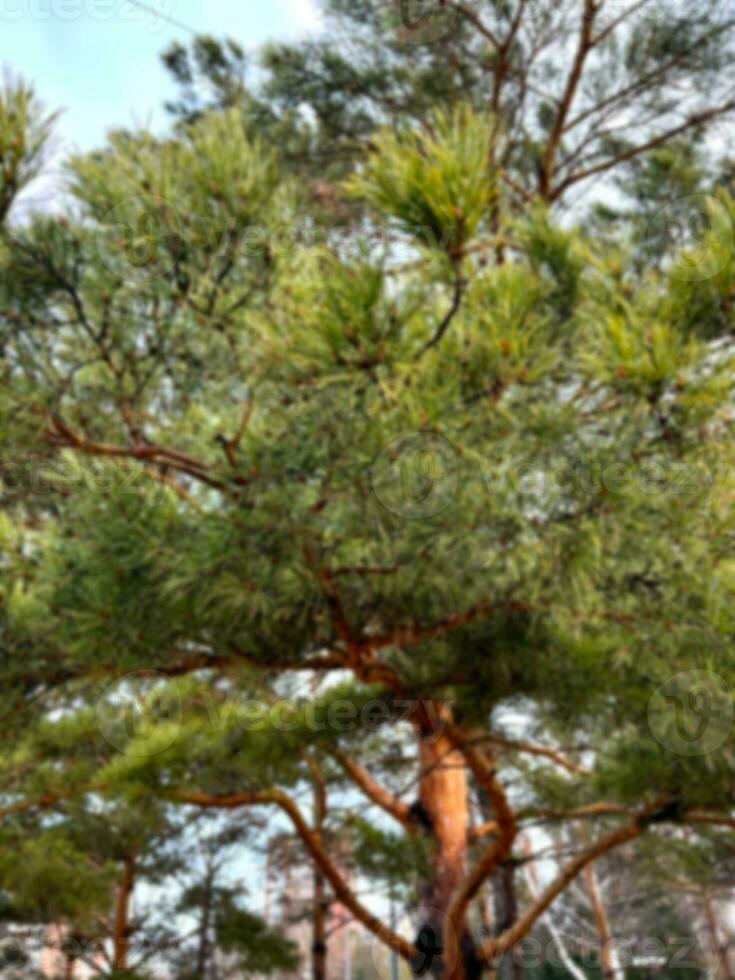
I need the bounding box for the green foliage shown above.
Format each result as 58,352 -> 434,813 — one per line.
236,0 -> 735,212
350,818 -> 430,892
2,46 -> 735,973
348,106 -> 496,257
0,79 -> 56,224
0,829 -> 115,928
214,897 -> 300,974
162,35 -> 248,122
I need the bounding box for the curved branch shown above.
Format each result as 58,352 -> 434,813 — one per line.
172,787 -> 416,961
470,801 -> 631,840
228,644 -> 349,675
469,820 -> 498,841
554,97 -> 735,197
45,415 -> 231,493
479,818 -> 644,964
526,802 -> 630,823
364,601 -> 498,656
332,750 -> 414,831
540,0 -> 598,198
446,826 -> 514,978
480,735 -> 591,776
416,264 -> 465,358
684,810 -> 735,831
443,1 -> 501,48
441,722 -> 518,977
0,791 -> 65,820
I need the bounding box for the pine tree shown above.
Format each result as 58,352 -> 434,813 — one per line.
2,36 -> 735,980
163,1 -> 735,210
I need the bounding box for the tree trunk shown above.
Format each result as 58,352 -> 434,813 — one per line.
492,862 -> 523,980
312,867 -> 328,980
703,891 -> 732,980
63,950 -> 76,980
476,786 -> 525,980
584,863 -> 622,980
113,853 -> 135,972
309,755 -> 329,980
474,787 -> 523,980
414,727 -> 478,980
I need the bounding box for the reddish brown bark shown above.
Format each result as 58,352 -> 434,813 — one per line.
415,728 -> 477,980
419,732 -> 469,916
538,0 -> 597,199
455,781 -> 519,980
584,863 -> 618,980
333,751 -> 413,829
310,758 -> 329,980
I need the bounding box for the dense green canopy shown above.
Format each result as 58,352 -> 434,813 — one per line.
2,4 -> 735,974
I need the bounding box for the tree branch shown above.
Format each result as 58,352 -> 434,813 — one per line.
44,415 -> 232,493
444,1 -> 502,49
442,727 -> 517,976
554,97 -> 735,196
172,787 -> 416,961
479,816 -> 644,964
416,263 -> 465,358
480,735 -> 591,775
331,750 -> 414,831
540,0 -> 599,198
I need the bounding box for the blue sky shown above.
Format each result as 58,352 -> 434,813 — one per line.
1,0 -> 319,154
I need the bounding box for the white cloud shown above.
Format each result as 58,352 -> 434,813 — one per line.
284,0 -> 321,32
